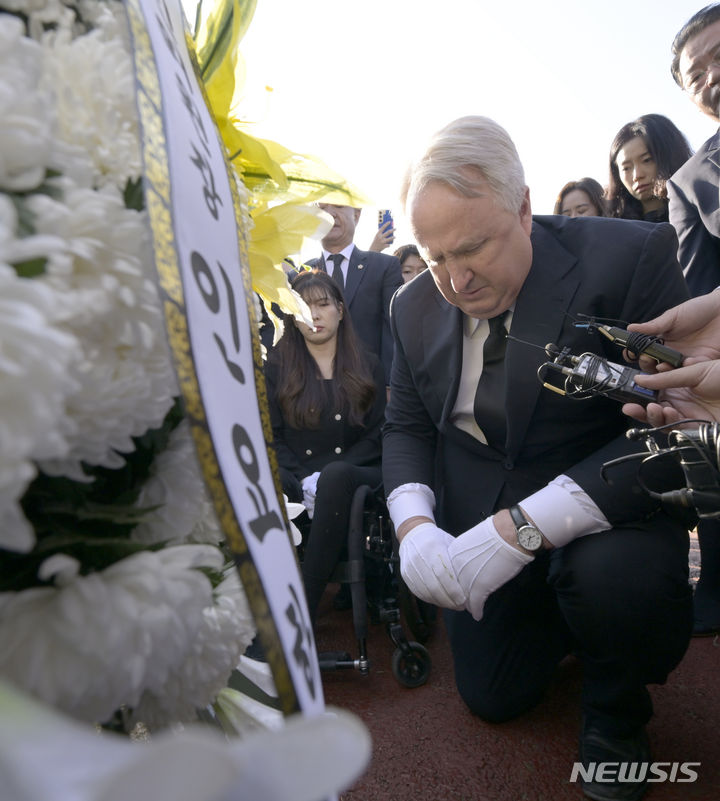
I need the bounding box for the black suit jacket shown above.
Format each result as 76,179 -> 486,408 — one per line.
308,246 -> 402,382
265,352 -> 386,481
383,216 -> 690,535
668,129 -> 720,296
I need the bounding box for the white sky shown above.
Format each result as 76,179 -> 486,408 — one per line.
188,0 -> 718,260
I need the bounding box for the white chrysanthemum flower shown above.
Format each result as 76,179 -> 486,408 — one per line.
0,500 -> 35,554
22,181 -> 177,473
0,0 -> 262,737
0,14 -> 54,191
40,14 -> 141,191
0,192 -> 68,276
132,420 -> 225,547
37,553 -> 81,585
2,0 -> 84,42
0,680 -> 371,801
1,0 -> 76,22
130,567 -> 254,730
76,0 -> 129,45
0,262 -> 80,551
0,545 -> 249,725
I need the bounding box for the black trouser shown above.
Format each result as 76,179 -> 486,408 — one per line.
291,461 -> 382,623
695,518 -> 720,627
443,521 -> 693,736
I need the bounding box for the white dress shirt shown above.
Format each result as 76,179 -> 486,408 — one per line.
451,310 -> 514,444
322,244 -> 355,286
387,310 -> 610,546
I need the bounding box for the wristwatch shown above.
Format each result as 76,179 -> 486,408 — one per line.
509,505 -> 544,554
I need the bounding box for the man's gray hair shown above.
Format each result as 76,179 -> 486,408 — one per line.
401,116 -> 527,214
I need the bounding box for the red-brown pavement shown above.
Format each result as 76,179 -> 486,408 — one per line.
318,535 -> 720,801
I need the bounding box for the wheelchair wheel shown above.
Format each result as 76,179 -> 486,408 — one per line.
392,641 -> 431,688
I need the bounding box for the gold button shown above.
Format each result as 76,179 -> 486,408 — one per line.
334,447 -> 342,454
334,413 -> 342,420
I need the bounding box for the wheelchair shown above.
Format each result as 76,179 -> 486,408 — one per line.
304,483 -> 436,688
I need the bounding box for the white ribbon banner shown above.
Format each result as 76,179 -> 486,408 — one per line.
125,0 -> 323,717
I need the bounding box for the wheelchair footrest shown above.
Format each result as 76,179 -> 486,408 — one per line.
317,650 -> 370,675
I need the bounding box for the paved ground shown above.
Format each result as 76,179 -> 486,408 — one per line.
318,532 -> 719,801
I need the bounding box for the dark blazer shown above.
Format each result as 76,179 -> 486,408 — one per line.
667,129 -> 720,297
307,247 -> 402,383
265,352 -> 386,481
383,215 -> 690,535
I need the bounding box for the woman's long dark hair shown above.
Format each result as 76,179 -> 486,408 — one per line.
272,269 -> 376,429
606,114 -> 693,220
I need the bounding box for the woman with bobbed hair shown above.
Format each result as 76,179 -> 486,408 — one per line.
553,177 -> 606,217
393,244 -> 428,283
606,114 -> 693,222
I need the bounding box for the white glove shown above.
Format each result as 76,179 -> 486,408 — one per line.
301,472 -> 320,519
398,522 -> 467,610
448,517 -> 533,621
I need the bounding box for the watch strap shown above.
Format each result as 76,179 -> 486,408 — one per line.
509,504 -> 529,530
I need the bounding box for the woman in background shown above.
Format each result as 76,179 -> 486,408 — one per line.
393,244 -> 428,283
553,177 -> 606,217
265,269 -> 386,624
606,114 -> 693,222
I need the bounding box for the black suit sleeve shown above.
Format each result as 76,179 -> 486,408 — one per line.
382,288 -> 439,495
668,177 -> 720,297
566,223 -> 691,523
380,257 -> 403,383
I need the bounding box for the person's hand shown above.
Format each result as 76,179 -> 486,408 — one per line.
368,220 -> 395,253
398,522 -> 467,609
627,289 -> 720,373
623,360 -> 720,426
447,516 -> 533,621
301,472 -> 320,518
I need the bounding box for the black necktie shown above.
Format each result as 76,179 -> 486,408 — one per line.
328,253 -> 344,289
473,313 -> 508,449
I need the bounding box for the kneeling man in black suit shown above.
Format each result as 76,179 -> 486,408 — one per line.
383,115 -> 693,801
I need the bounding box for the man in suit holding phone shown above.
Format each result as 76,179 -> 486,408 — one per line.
383,115 -> 692,801
307,204 -> 402,385
667,4 -> 720,637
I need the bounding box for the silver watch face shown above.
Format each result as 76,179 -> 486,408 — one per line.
517,525 -> 543,552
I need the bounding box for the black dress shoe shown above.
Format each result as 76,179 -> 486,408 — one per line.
692,589 -> 720,636
578,718 -> 651,801
692,619 -> 720,637
692,571 -> 720,636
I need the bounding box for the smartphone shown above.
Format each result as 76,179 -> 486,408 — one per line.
378,209 -> 393,229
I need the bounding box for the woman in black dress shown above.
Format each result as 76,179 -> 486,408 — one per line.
265,269 -> 386,624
